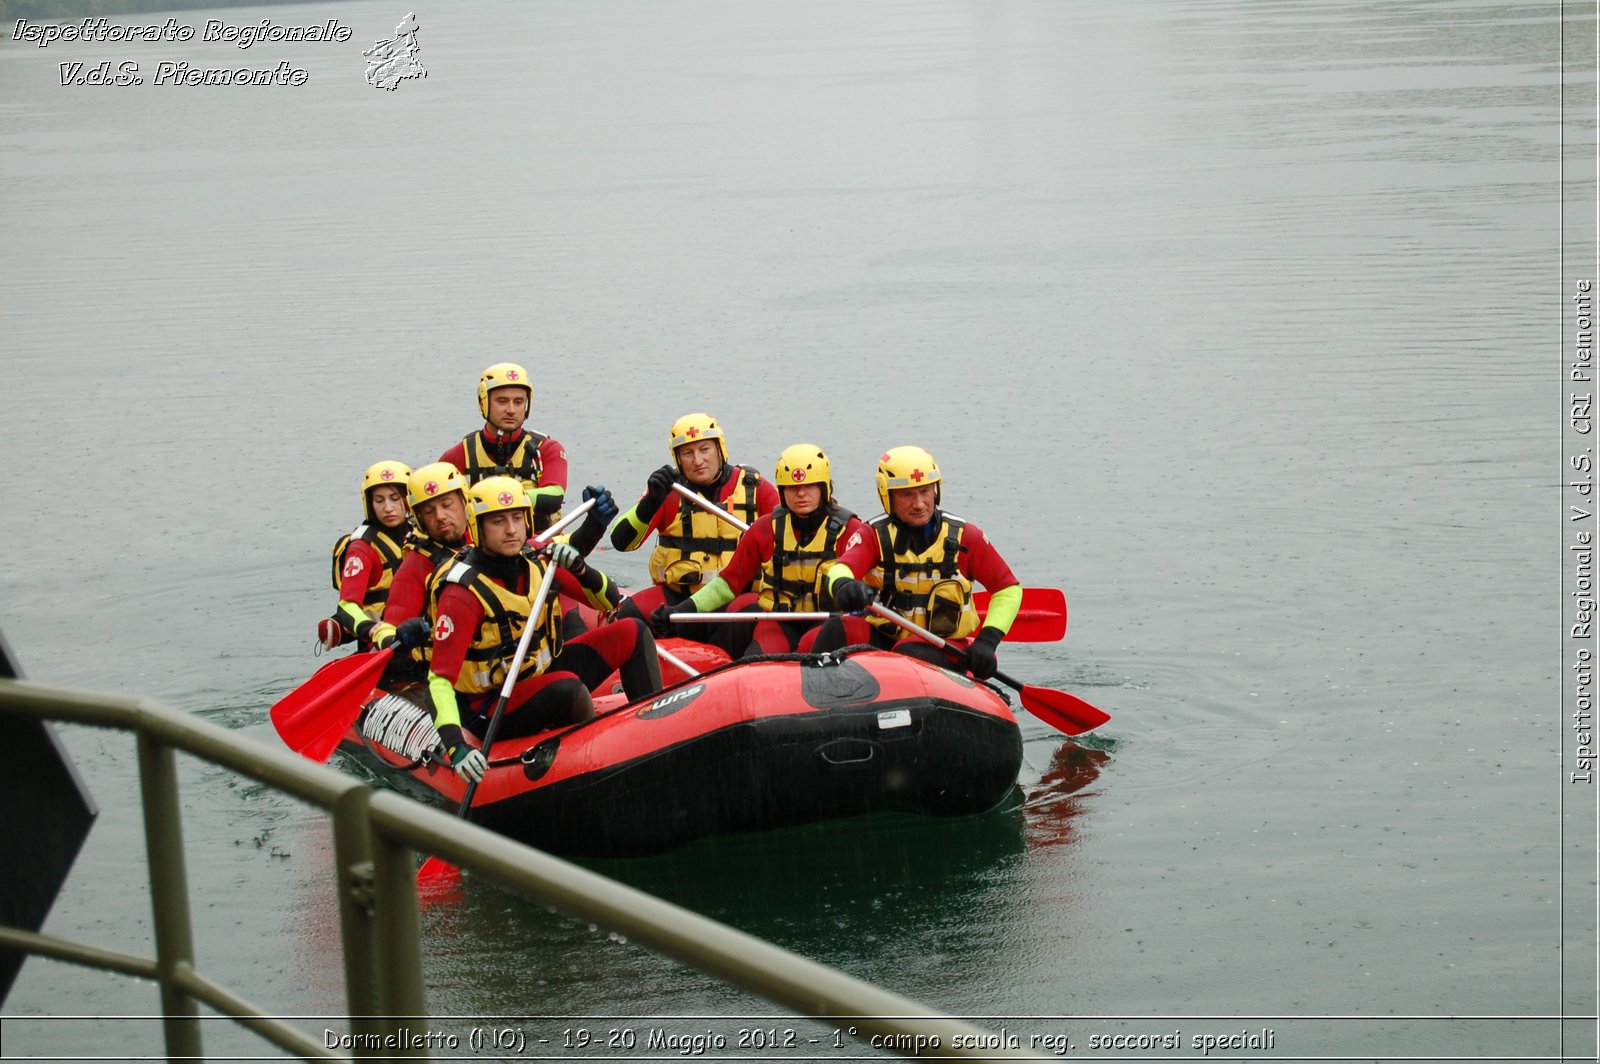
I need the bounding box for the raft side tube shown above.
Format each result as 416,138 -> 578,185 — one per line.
471,696 -> 1023,857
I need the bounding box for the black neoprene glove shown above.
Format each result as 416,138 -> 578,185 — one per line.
965,626 -> 1004,680
832,579 -> 871,613
639,465 -> 676,518
393,616 -> 430,649
564,486 -> 614,558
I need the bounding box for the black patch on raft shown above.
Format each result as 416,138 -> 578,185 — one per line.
799,657 -> 881,708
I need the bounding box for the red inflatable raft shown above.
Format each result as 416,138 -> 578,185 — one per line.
337,643 -> 1023,858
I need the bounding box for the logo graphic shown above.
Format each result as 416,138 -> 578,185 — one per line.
497,491 -> 514,506
636,683 -> 706,719
380,468 -> 396,480
505,369 -> 520,382
342,556 -> 364,578
424,480 -> 439,495
790,469 -> 806,482
434,614 -> 455,641
363,13 -> 425,90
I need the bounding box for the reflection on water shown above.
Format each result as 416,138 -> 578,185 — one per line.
414,743 -> 1109,1020
413,802 -> 1034,1017
1022,741 -> 1110,850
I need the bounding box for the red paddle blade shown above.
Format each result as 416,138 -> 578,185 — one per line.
1018,684 -> 1110,736
974,587 -> 1067,642
417,855 -> 461,885
269,649 -> 393,761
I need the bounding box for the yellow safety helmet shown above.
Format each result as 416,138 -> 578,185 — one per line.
875,445 -> 941,513
406,461 -> 467,512
361,460 -> 413,519
668,412 -> 728,470
477,362 -> 533,420
465,475 -> 533,544
774,443 -> 831,501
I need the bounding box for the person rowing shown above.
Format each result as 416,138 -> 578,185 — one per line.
385,462 -> 618,650
426,477 -> 662,782
656,443 -> 868,657
608,411 -> 778,641
383,461 -> 471,629
438,361 -> 569,534
360,461 -> 472,679
318,459 -> 413,652
813,445 -> 1022,681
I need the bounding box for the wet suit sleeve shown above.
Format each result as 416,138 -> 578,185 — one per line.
691,515 -> 769,609
334,540 -> 395,642
427,584 -> 483,738
563,504 -> 609,557
609,495 -> 668,553
381,552 -> 429,625
335,539 -> 382,605
555,564 -> 622,611
437,439 -> 468,470
530,484 -> 565,516
529,437 -> 566,516
537,436 -> 569,492
687,576 -> 735,613
960,523 -> 1022,637
824,524 -> 881,593
980,585 -> 1021,636
430,674 -> 466,753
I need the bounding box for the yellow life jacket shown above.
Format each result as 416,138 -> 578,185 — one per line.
395,533 -> 462,666
648,465 -> 764,591
459,429 -> 562,533
865,512 -> 979,640
330,522 -> 407,619
759,507 -> 854,613
432,550 -> 562,695
403,530 -> 459,574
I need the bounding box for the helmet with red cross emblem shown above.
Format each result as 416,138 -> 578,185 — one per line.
774,443 -> 831,502
874,445 -> 941,513
406,461 -> 467,511
465,475 -> 532,545
361,460 -> 413,522
477,362 -> 533,420
668,412 -> 728,470
406,461 -> 468,538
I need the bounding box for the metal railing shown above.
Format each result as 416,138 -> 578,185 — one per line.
0,677 -> 1037,1062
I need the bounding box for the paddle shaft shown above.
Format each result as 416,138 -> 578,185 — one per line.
452,547 -> 564,816
670,482 -> 749,531
868,603 -> 971,658
655,644 -> 700,678
530,496 -> 596,546
669,485 -> 1068,636
671,590 -> 1064,644
868,602 -> 1026,694
670,611 -> 832,623
664,488 -> 1110,731
867,603 -> 1108,735
446,495 -> 592,799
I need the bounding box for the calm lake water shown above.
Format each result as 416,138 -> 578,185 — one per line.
1,0 -> 1594,1060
